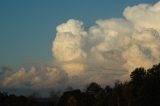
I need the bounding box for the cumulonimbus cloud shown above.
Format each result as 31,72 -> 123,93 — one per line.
52,1 -> 160,85
0,1 -> 160,90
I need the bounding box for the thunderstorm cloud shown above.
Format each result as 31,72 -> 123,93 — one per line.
1,2 -> 160,90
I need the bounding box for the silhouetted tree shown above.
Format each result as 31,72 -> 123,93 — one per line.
1,63 -> 160,106
86,82 -> 102,93
49,90 -> 59,106
144,63 -> 160,106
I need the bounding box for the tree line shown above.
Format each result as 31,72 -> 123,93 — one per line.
1,63 -> 160,106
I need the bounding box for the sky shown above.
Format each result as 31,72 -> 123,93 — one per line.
0,0 -> 159,68
0,0 -> 160,96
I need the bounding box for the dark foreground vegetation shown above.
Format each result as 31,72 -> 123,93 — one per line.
1,63 -> 160,106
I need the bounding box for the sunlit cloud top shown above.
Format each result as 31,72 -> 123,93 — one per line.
0,1 -> 160,93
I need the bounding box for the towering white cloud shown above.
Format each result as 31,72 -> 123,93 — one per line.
52,19 -> 87,76
124,2 -> 160,31
53,1 -> 160,82
1,1 -> 160,91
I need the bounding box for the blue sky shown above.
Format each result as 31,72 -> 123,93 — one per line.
0,0 -> 158,68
